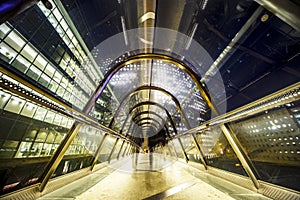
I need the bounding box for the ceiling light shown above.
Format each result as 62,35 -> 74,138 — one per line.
139,12 -> 155,24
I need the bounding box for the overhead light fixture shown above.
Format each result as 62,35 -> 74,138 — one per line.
139,37 -> 153,45
139,12 -> 155,24
41,0 -> 53,9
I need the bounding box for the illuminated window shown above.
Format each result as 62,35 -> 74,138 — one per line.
27,65 -> 42,80
53,71 -> 63,83
21,44 -> 38,62
4,31 -> 25,51
48,13 -> 59,28
44,110 -> 55,123
53,8 -> 63,22
53,114 -> 63,125
20,102 -> 37,118
4,96 -> 26,114
0,23 -> 11,39
39,74 -> 51,87
0,91 -> 11,109
48,79 -> 59,92
56,85 -> 65,96
34,55 -> 47,71
33,107 -> 47,120
13,55 -> 30,73
44,64 -> 56,77
56,24 -> 64,35
60,19 -> 68,31
0,42 -> 18,63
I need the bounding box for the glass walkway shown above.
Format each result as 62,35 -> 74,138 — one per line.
39,154 -> 270,200
0,0 -> 299,199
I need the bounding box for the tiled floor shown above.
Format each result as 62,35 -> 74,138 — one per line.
39,154 -> 270,200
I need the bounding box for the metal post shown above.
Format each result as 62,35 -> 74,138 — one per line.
191,133 -> 207,170
166,143 -> 173,157
122,142 -> 129,157
177,138 -> 189,163
90,134 -> 108,171
117,140 -> 125,160
220,124 -> 260,189
127,145 -> 133,156
39,122 -> 82,191
170,140 -> 179,159
107,138 -> 120,163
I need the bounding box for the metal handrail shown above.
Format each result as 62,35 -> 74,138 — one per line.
174,82 -> 300,139
0,67 -> 138,146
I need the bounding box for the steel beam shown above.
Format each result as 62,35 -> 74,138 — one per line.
255,0 -> 300,31
177,138 -> 189,163
90,134 -> 108,171
107,138 -> 120,164
117,140 -> 125,160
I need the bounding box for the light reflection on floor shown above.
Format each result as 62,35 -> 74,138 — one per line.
39,153 -> 271,200
109,153 -> 176,173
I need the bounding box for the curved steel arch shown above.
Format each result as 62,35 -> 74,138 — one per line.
132,110 -> 165,124
128,110 -> 171,140
124,101 -> 176,136
135,117 -> 161,129
122,101 -> 190,162
109,85 -> 189,129
36,53 -> 215,192
81,53 -> 258,188
120,110 -> 166,137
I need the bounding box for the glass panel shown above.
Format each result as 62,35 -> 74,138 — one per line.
26,65 -> 42,81
12,55 -> 30,73
44,110 -> 55,123
33,107 -> 47,120
53,114 -> 63,126
52,8 -> 63,22
38,74 -> 51,88
0,23 -> 11,39
0,97 -> 72,195
53,71 -> 62,83
195,127 -> 247,176
180,135 -> 197,162
98,135 -> 115,162
172,139 -> 184,159
34,55 -> 47,71
44,64 -> 56,78
111,139 -> 122,160
48,79 -> 59,92
37,2 -> 51,17
4,96 -> 26,114
53,125 -> 104,178
0,90 -> 11,109
4,31 -> 26,51
48,13 -> 59,28
0,42 -> 18,63
20,102 -> 37,118
229,99 -> 300,191
21,44 -> 38,62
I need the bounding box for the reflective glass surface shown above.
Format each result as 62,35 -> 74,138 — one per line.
0,88 -> 73,194
53,125 -> 105,178
229,98 -> 300,191
97,135 -> 116,163
195,127 -> 247,176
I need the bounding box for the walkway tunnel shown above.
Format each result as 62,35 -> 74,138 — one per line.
0,0 -> 300,199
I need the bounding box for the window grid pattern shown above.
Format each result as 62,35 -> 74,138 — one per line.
0,23 -> 88,109
37,1 -> 101,89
